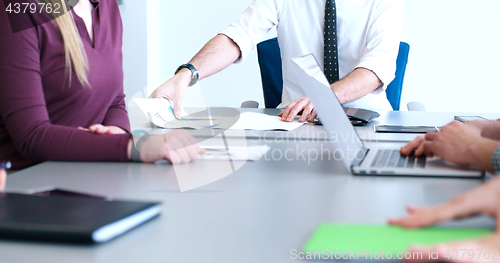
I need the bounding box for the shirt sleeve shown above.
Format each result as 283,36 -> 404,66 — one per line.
102,92 -> 131,133
491,145 -> 500,173
355,0 -> 404,88
0,13 -> 130,164
219,0 -> 281,63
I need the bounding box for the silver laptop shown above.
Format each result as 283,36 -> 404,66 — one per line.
290,54 -> 483,178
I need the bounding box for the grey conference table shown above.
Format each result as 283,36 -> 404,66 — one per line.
1,111 -> 498,263
128,106 -> 500,142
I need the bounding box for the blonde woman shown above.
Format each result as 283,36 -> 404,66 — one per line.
0,0 -> 203,169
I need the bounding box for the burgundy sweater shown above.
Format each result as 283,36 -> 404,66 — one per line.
0,0 -> 131,169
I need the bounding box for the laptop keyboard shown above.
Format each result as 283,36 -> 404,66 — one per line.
370,149 -> 426,169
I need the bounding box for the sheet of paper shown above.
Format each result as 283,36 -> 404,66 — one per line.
215,112 -> 304,131
303,224 -> 491,257
199,145 -> 270,161
133,99 -> 218,129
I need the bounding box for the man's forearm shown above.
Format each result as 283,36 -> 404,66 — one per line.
331,68 -> 383,104
188,34 -> 241,80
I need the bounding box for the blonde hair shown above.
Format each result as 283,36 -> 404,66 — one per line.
47,0 -> 89,86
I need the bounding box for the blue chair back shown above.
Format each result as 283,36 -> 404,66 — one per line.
386,42 -> 410,110
256,38 -> 410,110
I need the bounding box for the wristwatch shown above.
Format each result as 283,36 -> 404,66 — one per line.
175,63 -> 199,87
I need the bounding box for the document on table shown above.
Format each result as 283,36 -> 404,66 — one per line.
132,98 -> 220,130
215,112 -> 305,131
133,99 -> 304,131
199,145 -> 270,161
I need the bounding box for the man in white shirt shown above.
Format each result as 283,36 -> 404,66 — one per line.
150,0 -> 404,122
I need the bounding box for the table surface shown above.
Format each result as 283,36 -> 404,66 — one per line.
129,107 -> 500,142
1,133 -> 495,263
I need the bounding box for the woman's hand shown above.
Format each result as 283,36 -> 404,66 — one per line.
79,124 -> 128,135
278,97 -> 317,123
129,130 -> 205,164
388,177 -> 500,262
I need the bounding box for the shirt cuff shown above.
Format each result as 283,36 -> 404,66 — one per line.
491,145 -> 500,173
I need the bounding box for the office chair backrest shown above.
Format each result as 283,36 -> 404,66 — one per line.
256,38 -> 284,108
256,38 -> 410,110
385,42 -> 410,111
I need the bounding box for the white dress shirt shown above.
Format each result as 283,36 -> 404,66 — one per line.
219,0 -> 404,111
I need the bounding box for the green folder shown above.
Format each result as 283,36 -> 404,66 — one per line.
302,224 -> 491,260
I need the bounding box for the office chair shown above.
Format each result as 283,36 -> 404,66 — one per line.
243,38 -> 422,111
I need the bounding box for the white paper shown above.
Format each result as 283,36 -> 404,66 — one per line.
199,145 -> 270,161
133,98 -> 217,129
215,112 -> 304,131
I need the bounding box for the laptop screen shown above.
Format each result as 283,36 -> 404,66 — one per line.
290,55 -> 366,170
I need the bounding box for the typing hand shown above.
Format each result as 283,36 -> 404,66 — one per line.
388,177 -> 500,262
400,121 -> 482,166
79,124 -> 128,135
136,130 -> 205,164
149,69 -> 190,119
278,97 -> 317,123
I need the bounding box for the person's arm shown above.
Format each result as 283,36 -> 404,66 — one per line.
150,0 -> 280,118
466,120 -> 500,141
100,92 -> 131,133
149,35 -> 240,118
85,91 -> 131,135
388,176 -> 500,263
400,121 -> 500,173
279,68 -> 383,122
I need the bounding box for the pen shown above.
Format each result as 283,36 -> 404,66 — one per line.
0,161 -> 12,170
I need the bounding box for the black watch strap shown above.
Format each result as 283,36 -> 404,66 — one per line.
175,63 -> 199,87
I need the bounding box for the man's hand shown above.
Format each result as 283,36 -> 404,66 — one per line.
149,69 -> 191,119
388,177 -> 500,262
400,121 -> 484,167
131,130 -> 205,164
278,97 -> 317,123
80,124 -> 128,135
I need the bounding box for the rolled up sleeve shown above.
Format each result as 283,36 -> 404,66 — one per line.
219,0 -> 281,63
355,0 -> 404,88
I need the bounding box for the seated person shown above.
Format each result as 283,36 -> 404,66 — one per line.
149,0 -> 403,123
0,0 -> 203,170
389,120 -> 500,262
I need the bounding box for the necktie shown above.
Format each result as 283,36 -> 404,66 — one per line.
324,0 -> 339,84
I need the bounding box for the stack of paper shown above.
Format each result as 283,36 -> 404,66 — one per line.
215,112 -> 304,131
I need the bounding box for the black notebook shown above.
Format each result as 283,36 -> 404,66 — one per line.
0,192 -> 161,243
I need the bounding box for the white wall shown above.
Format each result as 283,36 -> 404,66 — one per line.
121,0 -> 500,113
118,1 -> 148,102
400,0 -> 500,113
